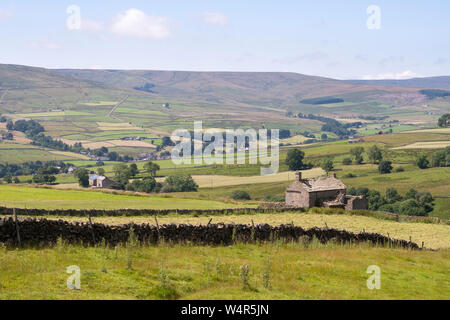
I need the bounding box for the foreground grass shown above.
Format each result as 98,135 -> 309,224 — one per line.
0,185 -> 255,210
0,243 -> 448,300
38,212 -> 450,250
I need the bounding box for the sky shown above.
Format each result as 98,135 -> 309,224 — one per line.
0,0 -> 449,79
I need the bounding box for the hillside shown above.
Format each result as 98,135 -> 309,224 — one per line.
346,76 -> 450,90
0,64 -> 106,90
0,64 -> 448,144
55,69 -> 420,108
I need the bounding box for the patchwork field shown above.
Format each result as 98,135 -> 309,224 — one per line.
392,141 -> 450,150
0,143 -> 85,163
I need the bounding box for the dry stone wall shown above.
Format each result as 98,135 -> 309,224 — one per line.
0,217 -> 419,249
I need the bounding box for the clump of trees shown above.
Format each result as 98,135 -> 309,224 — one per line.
438,114 -> 449,127
297,114 -> 354,138
321,157 -> 334,174
415,147 -> 450,169
160,175 -> 198,193
7,119 -> 44,136
416,154 -> 430,169
378,160 -> 393,174
420,89 -> 450,99
0,161 -> 73,179
126,177 -> 158,193
367,145 -> 383,164
144,161 -> 160,177
350,146 -> 364,164
74,168 -> 90,187
230,190 -> 251,200
431,146 -> 450,167
285,149 -> 306,171
347,187 -> 434,216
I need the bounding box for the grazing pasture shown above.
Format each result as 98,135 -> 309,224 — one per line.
0,244 -> 448,299
0,185 -> 254,210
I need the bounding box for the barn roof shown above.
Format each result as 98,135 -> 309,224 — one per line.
286,175 -> 346,193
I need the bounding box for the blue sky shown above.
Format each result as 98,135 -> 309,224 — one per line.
0,0 -> 449,79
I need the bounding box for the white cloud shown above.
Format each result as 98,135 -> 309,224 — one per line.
111,8 -> 170,39
202,11 -> 228,26
362,70 -> 420,80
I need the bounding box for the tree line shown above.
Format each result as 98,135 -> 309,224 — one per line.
74,161 -> 198,194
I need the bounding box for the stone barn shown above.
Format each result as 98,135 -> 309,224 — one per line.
89,175 -> 115,189
285,172 -> 368,210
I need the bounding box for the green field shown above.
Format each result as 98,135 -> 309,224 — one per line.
0,143 -> 85,163
0,243 -> 448,299
0,185 -> 255,210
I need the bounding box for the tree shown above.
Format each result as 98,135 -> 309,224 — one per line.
385,188 -> 402,203
161,136 -> 175,148
285,149 -> 305,171
438,114 -> 450,127
416,154 -> 429,169
431,147 -> 450,167
321,133 -> 328,140
350,146 -> 364,164
130,163 -> 139,177
397,199 -> 427,216
144,161 -> 160,177
6,120 -> 14,131
378,160 -> 393,174
368,145 -> 383,164
162,175 -> 198,193
112,164 -> 132,189
230,190 -> 251,200
97,168 -> 105,176
405,189 -> 418,200
126,177 -> 156,193
321,157 -> 334,174
342,157 -> 352,165
74,168 -> 89,187
33,174 -> 56,184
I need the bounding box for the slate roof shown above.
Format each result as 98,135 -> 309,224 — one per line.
286,176 -> 346,193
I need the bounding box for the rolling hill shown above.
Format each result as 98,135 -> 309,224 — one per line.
0,64 -> 448,142
346,76 -> 450,90
55,69 -> 421,109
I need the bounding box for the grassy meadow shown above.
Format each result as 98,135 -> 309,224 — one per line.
0,185 -> 254,210
0,243 -> 448,300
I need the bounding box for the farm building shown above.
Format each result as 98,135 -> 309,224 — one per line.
285,172 -> 368,210
348,137 -> 363,144
89,175 -> 115,189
